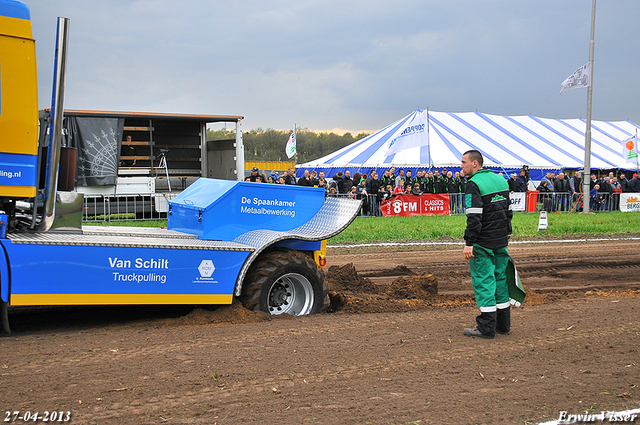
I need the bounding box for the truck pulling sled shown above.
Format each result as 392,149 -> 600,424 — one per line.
0,1 -> 361,333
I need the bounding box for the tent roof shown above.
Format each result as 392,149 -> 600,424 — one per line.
299,110 -> 640,171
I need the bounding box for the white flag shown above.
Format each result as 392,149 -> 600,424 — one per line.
285,128 -> 296,159
559,63 -> 591,94
621,135 -> 639,165
385,109 -> 429,156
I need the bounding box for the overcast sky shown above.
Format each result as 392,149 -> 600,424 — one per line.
28,0 -> 639,133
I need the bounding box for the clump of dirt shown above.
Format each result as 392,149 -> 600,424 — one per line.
325,263 -> 379,294
326,291 -> 349,313
385,274 -> 438,299
327,264 -> 449,314
361,265 -> 416,278
172,301 -> 273,326
521,285 -> 545,306
327,292 -> 476,314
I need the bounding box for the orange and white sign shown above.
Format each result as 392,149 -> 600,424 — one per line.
620,193 -> 640,212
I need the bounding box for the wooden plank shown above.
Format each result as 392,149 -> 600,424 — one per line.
165,158 -> 201,162
122,141 -> 151,146
123,126 -> 152,131
154,144 -> 200,149
54,109 -> 243,122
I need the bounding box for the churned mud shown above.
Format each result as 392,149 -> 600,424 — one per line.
2,238 -> 640,424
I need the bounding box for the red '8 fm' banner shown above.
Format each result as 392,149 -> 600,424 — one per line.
380,194 -> 451,217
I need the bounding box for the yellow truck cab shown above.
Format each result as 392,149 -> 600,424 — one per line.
0,0 -> 39,197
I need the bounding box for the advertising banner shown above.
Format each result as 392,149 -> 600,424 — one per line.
510,192 -> 526,212
620,193 -> 640,212
381,194 -> 451,217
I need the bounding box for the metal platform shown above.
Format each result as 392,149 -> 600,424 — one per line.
82,226 -> 197,239
8,230 -> 253,251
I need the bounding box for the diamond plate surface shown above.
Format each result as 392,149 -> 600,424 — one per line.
233,197 -> 362,295
8,232 -> 253,251
82,226 -> 198,239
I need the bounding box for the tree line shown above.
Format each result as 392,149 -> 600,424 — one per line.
207,128 -> 369,163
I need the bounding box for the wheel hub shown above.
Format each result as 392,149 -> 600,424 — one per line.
267,273 -> 313,316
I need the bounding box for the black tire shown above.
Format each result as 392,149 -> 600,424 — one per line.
241,249 -> 328,316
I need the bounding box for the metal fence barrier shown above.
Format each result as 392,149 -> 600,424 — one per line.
528,191 -> 622,213
331,191 -> 623,216
82,193 -> 177,222
82,190 -> 622,222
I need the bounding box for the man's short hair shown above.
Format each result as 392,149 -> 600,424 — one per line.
463,149 -> 484,167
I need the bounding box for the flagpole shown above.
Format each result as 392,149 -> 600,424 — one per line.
426,107 -> 432,168
293,123 -> 297,166
582,0 -> 597,214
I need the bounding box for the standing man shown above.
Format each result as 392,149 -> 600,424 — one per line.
403,170 -> 414,190
248,166 -> 261,182
570,170 -> 583,212
395,169 -> 405,188
628,174 -> 640,192
433,169 -> 442,193
619,173 -> 629,193
120,135 -> 137,166
508,173 -> 517,193
554,172 -> 571,212
340,170 -> 354,194
297,169 -> 313,186
284,168 -> 296,185
461,150 -> 513,339
380,169 -> 394,188
515,169 -> 528,192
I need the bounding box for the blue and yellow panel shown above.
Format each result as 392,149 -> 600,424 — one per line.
1,242 -> 251,306
0,0 -> 39,197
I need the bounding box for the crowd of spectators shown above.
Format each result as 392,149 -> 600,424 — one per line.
247,165 -> 640,214
246,166 -> 470,216
532,170 -> 640,212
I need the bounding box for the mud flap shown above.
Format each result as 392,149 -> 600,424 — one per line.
0,241 -> 10,303
1,300 -> 9,334
0,240 -> 11,333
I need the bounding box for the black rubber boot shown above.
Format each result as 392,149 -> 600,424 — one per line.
496,306 -> 511,335
464,311 -> 496,339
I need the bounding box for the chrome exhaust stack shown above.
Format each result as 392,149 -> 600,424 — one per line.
40,17 -> 70,231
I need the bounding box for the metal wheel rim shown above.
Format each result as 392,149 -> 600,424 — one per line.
267,273 -> 314,316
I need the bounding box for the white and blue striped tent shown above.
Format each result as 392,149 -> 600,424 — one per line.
298,109 -> 640,180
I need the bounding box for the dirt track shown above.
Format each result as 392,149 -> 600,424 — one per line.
1,238 -> 640,424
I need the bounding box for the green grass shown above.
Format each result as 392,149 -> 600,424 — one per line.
84,219 -> 168,227
83,211 -> 640,244
328,211 -> 640,244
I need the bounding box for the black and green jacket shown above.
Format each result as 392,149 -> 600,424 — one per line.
464,168 -> 512,249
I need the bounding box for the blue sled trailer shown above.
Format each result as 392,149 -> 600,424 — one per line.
0,179 -> 361,333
